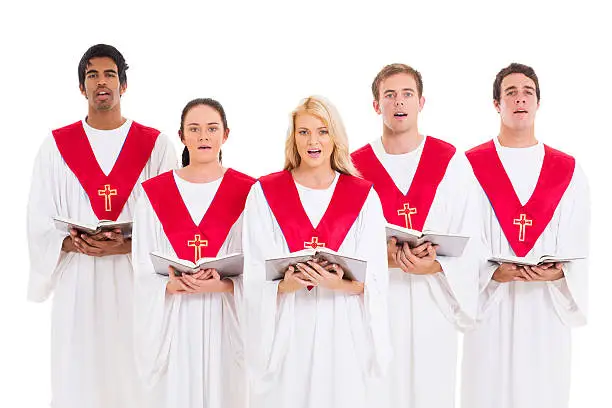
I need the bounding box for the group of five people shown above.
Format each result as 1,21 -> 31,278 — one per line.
27,44 -> 590,408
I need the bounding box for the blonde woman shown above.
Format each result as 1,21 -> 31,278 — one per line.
243,96 -> 391,408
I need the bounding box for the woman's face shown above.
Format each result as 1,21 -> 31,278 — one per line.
180,104 -> 228,165
294,113 -> 333,171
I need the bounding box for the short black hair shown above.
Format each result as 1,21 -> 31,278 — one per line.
78,44 -> 128,89
493,63 -> 540,103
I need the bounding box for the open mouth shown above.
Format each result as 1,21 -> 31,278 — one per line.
514,109 -> 528,114
96,90 -> 111,100
394,112 -> 408,118
307,148 -> 322,158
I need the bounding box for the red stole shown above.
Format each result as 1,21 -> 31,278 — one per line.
142,169 -> 256,262
466,140 -> 575,257
53,120 -> 159,221
351,136 -> 456,231
259,170 -> 371,253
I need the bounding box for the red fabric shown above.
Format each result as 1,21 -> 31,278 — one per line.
466,140 -> 575,256
352,136 -> 456,230
142,169 -> 256,262
53,121 -> 159,221
259,170 -> 371,252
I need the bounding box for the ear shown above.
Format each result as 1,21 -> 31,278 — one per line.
493,99 -> 501,113
178,130 -> 186,145
222,128 -> 230,144
418,96 -> 426,112
373,99 -> 382,115
119,81 -> 127,96
80,84 -> 87,98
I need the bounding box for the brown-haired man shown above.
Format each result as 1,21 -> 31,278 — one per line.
352,64 -> 482,407
462,63 -> 590,408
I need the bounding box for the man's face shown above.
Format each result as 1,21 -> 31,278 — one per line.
80,57 -> 126,111
495,73 -> 539,131
374,73 -> 425,134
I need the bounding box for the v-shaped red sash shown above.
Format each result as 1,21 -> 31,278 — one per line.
259,170 -> 371,253
53,120 -> 159,221
351,136 -> 456,231
142,169 -> 256,262
466,140 -> 575,257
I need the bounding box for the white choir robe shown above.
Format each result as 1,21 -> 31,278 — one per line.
461,140 -> 590,408
242,176 -> 392,408
132,177 -> 246,408
26,120 -> 176,408
367,139 -> 483,408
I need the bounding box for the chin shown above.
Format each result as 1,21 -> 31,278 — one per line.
192,153 -> 218,164
508,121 -> 534,131
300,157 -> 327,169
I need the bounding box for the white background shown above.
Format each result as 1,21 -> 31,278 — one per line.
1,0 -> 610,406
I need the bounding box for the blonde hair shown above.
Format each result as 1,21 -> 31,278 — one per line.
284,96 -> 359,177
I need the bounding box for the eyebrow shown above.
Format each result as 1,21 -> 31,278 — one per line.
384,88 -> 415,94
504,85 -> 536,92
85,69 -> 118,75
186,122 -> 220,126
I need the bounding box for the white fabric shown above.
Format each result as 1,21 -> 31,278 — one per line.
462,144 -> 590,408
295,172 -> 340,227
494,136 -> 544,205
369,137 -> 483,408
242,175 -> 391,408
82,118 -> 132,175
132,172 -> 246,408
26,120 -> 177,408
173,170 -> 223,224
373,136 -> 425,195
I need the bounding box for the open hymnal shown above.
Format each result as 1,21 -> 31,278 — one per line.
53,216 -> 133,237
385,223 -> 469,257
265,247 -> 367,282
489,255 -> 585,267
150,251 -> 244,277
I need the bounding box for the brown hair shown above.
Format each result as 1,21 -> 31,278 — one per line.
372,63 -> 423,101
493,63 -> 540,103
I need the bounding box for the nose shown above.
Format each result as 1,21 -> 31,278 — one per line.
514,95 -> 526,105
307,132 -> 317,144
394,98 -> 405,107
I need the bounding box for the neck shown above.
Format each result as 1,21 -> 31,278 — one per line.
498,124 -> 537,147
292,163 -> 336,189
381,125 -> 423,154
177,161 -> 225,183
86,107 -> 125,130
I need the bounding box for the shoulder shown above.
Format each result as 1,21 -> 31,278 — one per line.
426,135 -> 457,153
226,168 -> 257,185
341,173 -> 373,191
142,170 -> 174,190
35,132 -> 65,165
51,121 -> 82,136
130,120 -> 161,137
465,139 -> 494,157
544,143 -> 575,164
259,170 -> 287,184
351,143 -> 374,160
